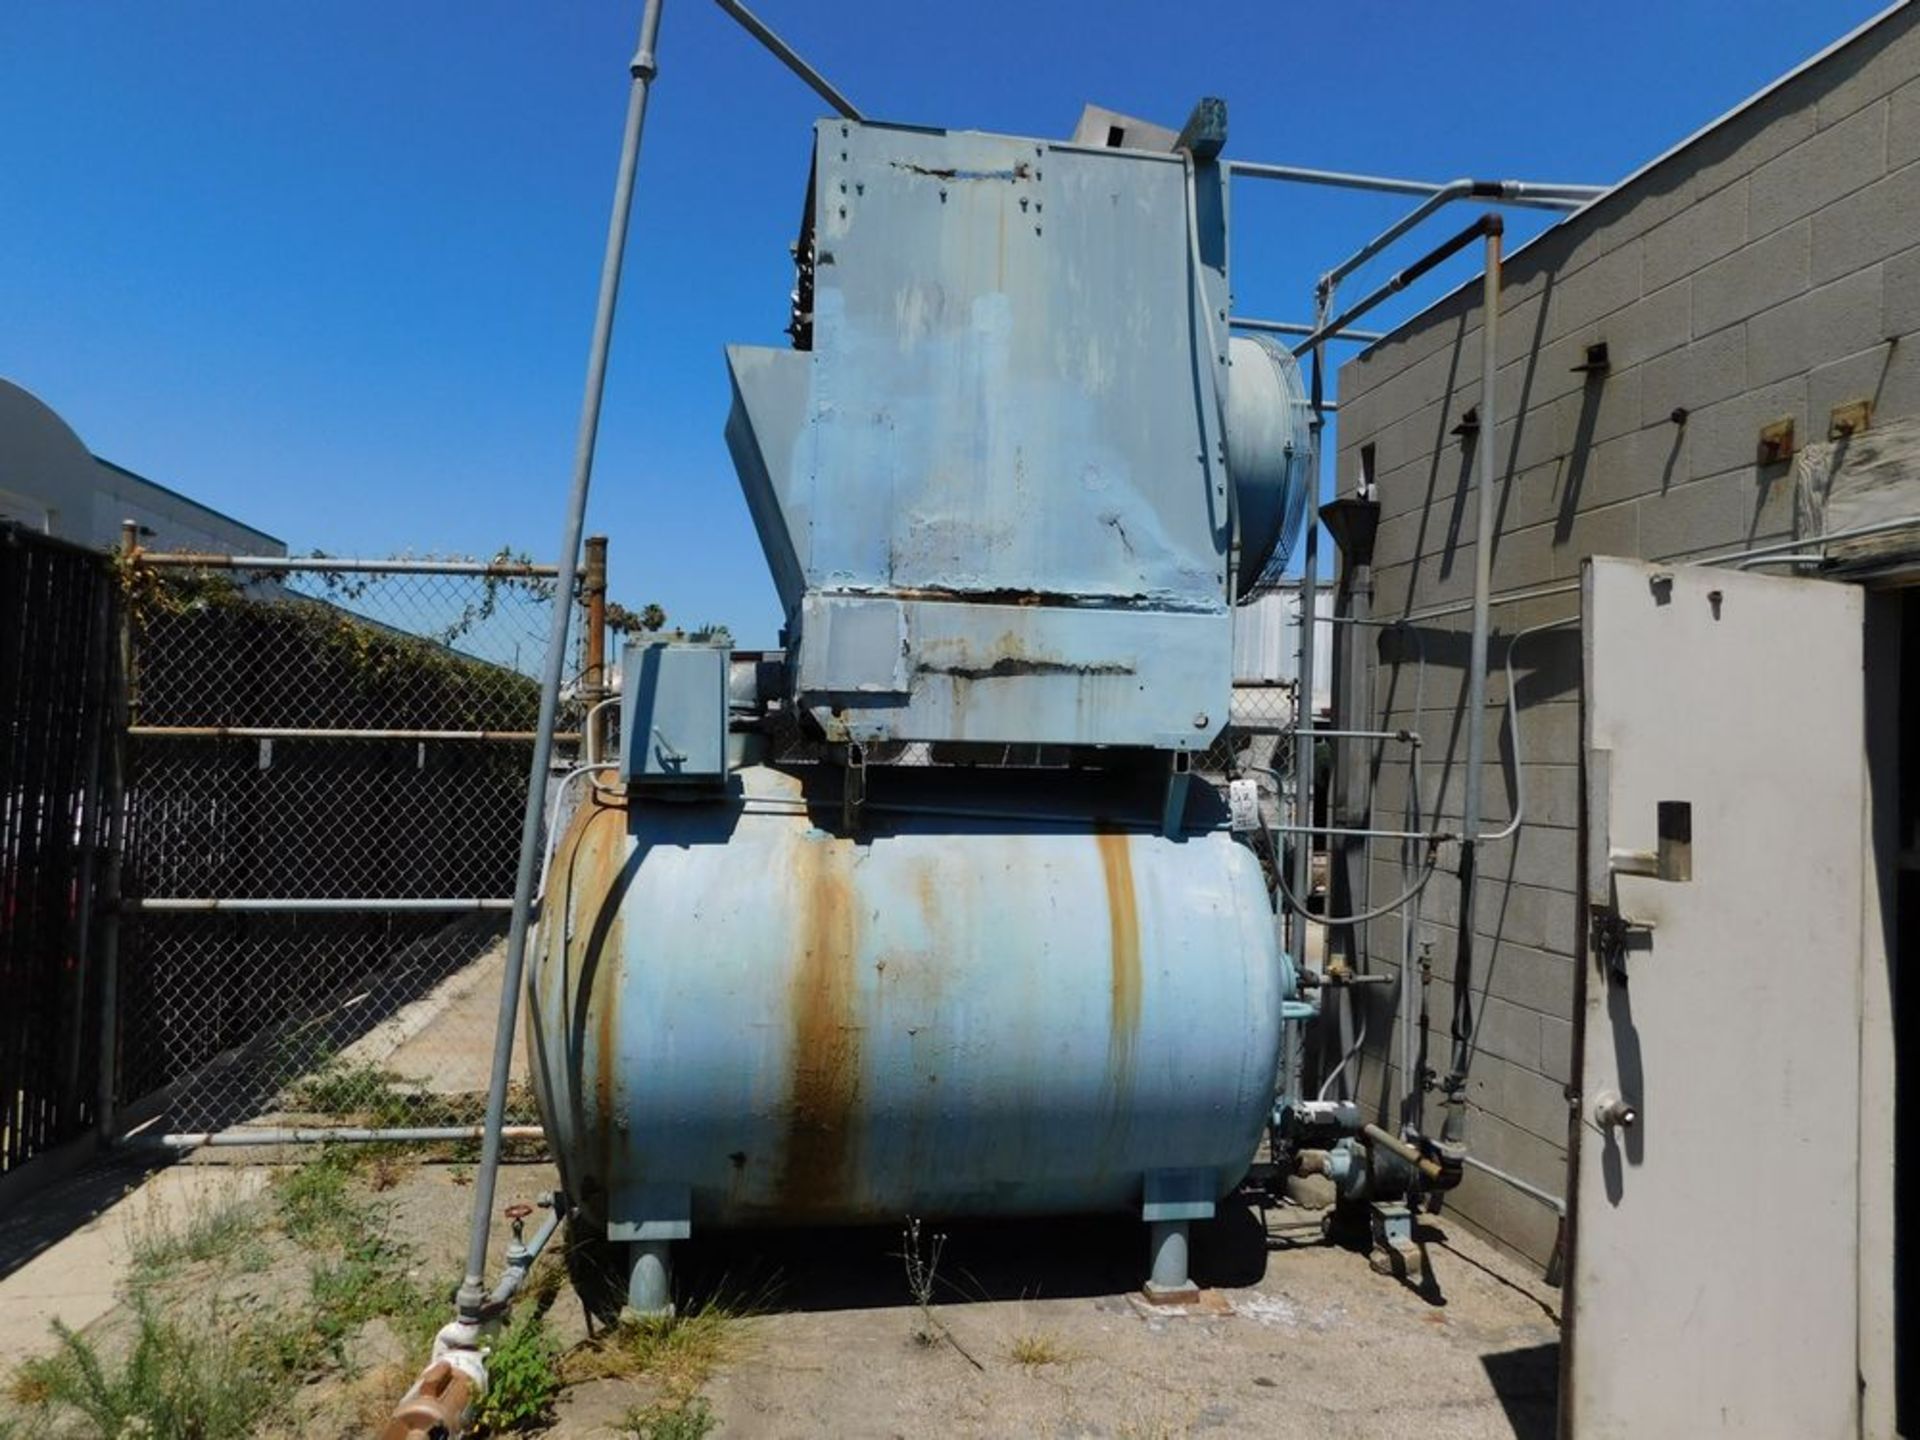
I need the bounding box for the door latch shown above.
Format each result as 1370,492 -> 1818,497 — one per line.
1592,907 -> 1655,981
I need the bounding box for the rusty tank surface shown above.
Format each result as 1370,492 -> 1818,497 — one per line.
531,100 -> 1318,1315
530,763 -> 1290,1236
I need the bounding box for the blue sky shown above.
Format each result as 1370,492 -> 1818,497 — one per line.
0,1 -> 1888,645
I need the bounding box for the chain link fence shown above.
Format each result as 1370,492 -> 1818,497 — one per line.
113,551 -> 594,1143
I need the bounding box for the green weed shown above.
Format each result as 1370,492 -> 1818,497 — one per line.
10,1298 -> 278,1440
622,1394 -> 717,1439
475,1309 -> 561,1433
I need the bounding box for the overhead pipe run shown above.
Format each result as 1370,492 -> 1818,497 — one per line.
1227,160 -> 1604,209
1318,178 -> 1603,302
1292,212 -> 1505,355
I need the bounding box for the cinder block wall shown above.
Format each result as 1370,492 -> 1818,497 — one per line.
1327,7 -> 1920,1265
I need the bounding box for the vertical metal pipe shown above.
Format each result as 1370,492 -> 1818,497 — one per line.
1284,339 -> 1324,1101
582,534 -> 609,757
1443,217 -> 1503,1149
457,0 -> 664,1319
95,519 -> 137,1142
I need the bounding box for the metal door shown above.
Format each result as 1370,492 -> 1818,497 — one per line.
1569,556 -> 1864,1439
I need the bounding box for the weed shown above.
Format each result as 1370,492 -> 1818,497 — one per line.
1009,1330 -> 1068,1367
475,1309 -> 560,1433
125,1191 -> 263,1282
274,1147 -> 369,1246
622,1394 -> 717,1439
12,1298 -> 278,1440
897,1216 -> 946,1348
288,1061 -> 421,1126
564,1301 -> 738,1399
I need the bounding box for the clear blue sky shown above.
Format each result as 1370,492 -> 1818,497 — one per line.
0,1 -> 1888,645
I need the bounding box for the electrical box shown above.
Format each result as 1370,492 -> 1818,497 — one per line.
619,641 -> 729,787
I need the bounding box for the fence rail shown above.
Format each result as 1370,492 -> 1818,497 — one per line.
111,541 -> 606,1144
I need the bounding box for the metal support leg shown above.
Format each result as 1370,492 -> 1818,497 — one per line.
625,1241 -> 674,1320
1145,1220 -> 1194,1302
1368,1200 -> 1423,1282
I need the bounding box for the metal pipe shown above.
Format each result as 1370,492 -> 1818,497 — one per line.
458,0 -> 663,1323
711,0 -> 863,120
132,897 -> 514,913
488,1205 -> 564,1308
128,726 -> 580,742
1473,616 -> 1580,845
1358,518 -> 1920,631
1292,214 -> 1503,356
1444,217 -> 1504,1153
582,534 -> 610,759
1400,624 -> 1430,1134
145,1125 -> 545,1147
1361,1122 -> 1444,1182
1279,726 -> 1418,743
1461,1152 -> 1565,1214
1270,822 -> 1440,842
1230,317 -> 1384,343
1273,851 -> 1439,929
1227,160 -> 1602,206
96,521 -> 136,1142
1320,179 -> 1599,299
135,554 -> 558,577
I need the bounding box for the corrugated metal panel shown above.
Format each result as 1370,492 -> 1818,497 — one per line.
1231,583 -> 1332,710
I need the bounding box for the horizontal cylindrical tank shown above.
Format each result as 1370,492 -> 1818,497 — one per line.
529,765 -> 1286,1231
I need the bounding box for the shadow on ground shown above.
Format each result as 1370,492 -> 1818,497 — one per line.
1482,1341 -> 1560,1440
0,1151 -> 173,1283
640,1205 -> 1273,1316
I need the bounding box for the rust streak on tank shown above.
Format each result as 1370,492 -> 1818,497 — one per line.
581,800 -> 627,1197
780,836 -> 862,1216
1096,829 -> 1142,1085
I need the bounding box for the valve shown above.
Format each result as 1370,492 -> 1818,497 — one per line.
504,1202 -> 534,1265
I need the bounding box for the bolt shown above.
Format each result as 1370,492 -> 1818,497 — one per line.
1193,713 -> 1209,728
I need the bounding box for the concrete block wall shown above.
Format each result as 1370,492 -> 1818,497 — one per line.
1325,6 -> 1920,1266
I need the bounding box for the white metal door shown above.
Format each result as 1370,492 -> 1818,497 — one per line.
1570,557 -> 1864,1440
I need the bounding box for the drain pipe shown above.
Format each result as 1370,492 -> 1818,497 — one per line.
1441,215 -> 1504,1158
454,0 -> 663,1328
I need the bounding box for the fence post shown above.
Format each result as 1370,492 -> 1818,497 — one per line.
59,568 -> 115,1137
583,534 -> 609,757
94,520 -> 137,1142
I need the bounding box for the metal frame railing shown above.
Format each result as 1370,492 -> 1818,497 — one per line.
102,537 -> 612,1150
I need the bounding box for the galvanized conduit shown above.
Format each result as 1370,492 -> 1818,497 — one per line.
1336,515 -> 1920,630
1442,217 -> 1504,1155
710,0 -> 864,121
145,1126 -> 545,1148
456,0 -> 663,1325
1318,178 -> 1601,304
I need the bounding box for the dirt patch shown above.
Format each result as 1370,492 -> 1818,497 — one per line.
3,1154 -> 1559,1439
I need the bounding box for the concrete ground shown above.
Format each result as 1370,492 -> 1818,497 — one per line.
1,1151 -> 1559,1439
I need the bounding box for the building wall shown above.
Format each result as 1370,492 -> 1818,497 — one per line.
0,379 -> 282,555
1328,5 -> 1920,1265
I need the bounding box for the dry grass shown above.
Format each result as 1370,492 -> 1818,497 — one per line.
563,1302 -> 740,1402
1008,1330 -> 1069,1367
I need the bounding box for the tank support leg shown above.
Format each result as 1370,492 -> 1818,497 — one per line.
1144,1220 -> 1194,1301
1140,1168 -> 1213,1304
624,1241 -> 674,1320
